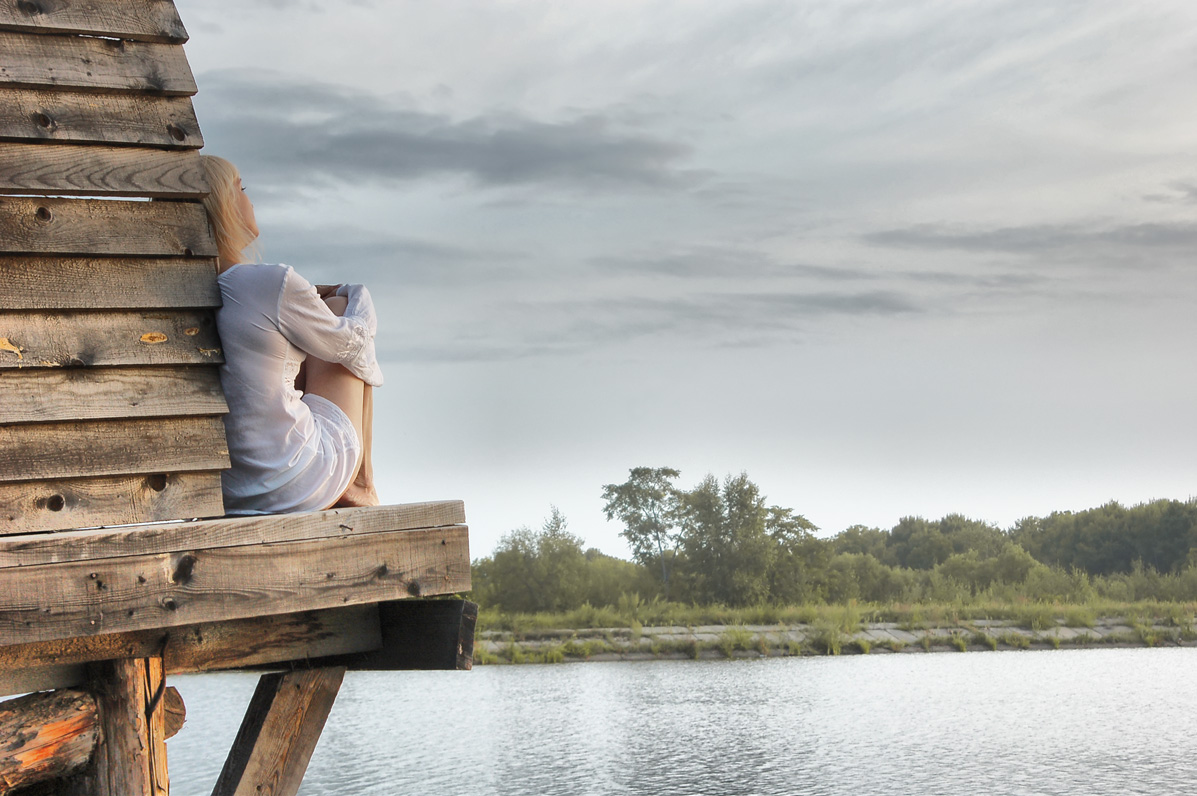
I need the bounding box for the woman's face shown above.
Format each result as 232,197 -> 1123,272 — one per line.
235,176 -> 259,239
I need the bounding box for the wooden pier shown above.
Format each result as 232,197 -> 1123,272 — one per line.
0,2 -> 473,792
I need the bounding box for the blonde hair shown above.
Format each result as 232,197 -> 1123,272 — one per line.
200,155 -> 259,266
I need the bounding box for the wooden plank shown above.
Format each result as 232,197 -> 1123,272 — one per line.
0,501 -> 468,567
0,525 -> 471,645
0,308 -> 222,369
0,255 -> 219,310
0,688 -> 98,790
212,668 -> 344,796
0,366 -> 227,424
0,30 -> 196,94
0,88 -> 202,148
0,0 -> 188,43
318,599 -> 477,671
0,196 -> 216,256
0,415 -> 229,483
84,657 -> 168,796
0,471 -> 224,535
0,143 -> 207,196
0,605 -> 381,698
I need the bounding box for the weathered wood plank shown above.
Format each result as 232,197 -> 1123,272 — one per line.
0,525 -> 471,645
0,415 -> 229,483
0,308 -> 221,369
0,0 -> 188,43
0,256 -> 219,309
0,88 -> 202,148
212,668 -> 344,796
0,605 -> 381,697
85,657 -> 168,796
0,366 -> 227,424
0,501 -> 468,567
0,30 -> 196,94
0,143 -> 207,196
0,471 -> 224,535
0,196 -> 215,256
0,688 -> 98,790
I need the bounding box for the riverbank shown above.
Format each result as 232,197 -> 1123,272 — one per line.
475,616 -> 1197,664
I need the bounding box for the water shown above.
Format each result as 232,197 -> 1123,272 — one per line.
168,648 -> 1197,795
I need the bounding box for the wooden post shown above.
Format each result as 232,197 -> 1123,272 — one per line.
82,657 -> 170,796
0,689 -> 98,790
211,667 -> 345,796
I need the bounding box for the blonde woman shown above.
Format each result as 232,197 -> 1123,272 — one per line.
200,155 -> 380,513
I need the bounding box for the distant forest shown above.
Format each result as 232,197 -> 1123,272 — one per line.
469,467 -> 1197,612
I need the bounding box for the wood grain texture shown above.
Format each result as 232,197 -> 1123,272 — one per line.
212,668 -> 344,796
85,657 -> 168,796
0,415 -> 229,483
0,471 -> 224,535
0,30 -> 196,94
0,88 -> 202,147
0,0 -> 188,43
0,366 -> 227,424
0,605 -> 381,698
0,501 -> 467,567
0,308 -> 222,369
0,525 -> 471,645
0,142 -> 207,196
0,256 -> 219,309
0,688 -> 98,790
0,196 -> 215,256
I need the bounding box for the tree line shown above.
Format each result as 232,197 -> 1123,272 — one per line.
469,466 -> 1197,613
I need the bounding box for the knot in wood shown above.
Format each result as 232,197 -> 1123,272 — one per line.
167,124 -> 187,142
16,0 -> 41,17
35,206 -> 52,222
171,554 -> 198,585
33,111 -> 55,130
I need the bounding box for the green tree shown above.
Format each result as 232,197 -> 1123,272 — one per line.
602,467 -> 682,598
472,507 -> 588,613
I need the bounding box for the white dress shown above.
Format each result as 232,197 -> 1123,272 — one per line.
215,263 -> 384,514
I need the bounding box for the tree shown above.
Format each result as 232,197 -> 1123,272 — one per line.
602,467 -> 682,598
473,507 -> 588,613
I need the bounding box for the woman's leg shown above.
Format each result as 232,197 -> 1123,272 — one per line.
303,295 -> 379,508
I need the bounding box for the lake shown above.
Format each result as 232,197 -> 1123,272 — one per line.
168,647 -> 1197,795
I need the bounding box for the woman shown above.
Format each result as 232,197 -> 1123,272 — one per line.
200,155 -> 381,513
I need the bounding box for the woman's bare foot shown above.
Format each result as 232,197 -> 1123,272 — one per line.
335,479 -> 380,508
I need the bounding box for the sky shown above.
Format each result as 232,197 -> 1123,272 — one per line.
178,0 -> 1197,559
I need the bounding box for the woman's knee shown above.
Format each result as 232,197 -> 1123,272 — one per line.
323,295 -> 348,316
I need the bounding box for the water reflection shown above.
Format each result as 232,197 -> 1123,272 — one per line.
168,648 -> 1197,796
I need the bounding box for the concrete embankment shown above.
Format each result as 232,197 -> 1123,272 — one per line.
476,618 -> 1196,664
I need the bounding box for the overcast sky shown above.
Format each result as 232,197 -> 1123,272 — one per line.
179,0 -> 1197,558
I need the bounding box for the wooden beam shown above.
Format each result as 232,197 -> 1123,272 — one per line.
212,667 -> 345,796
0,605 -> 381,698
0,415 -> 229,483
0,500 -> 468,567
84,657 -> 169,796
0,143 -> 207,197
0,31 -> 196,94
0,256 -> 219,309
0,88 -> 202,148
0,525 -> 471,646
318,599 -> 478,672
0,366 -> 227,425
0,686 -> 183,792
0,471 -> 225,536
0,0 -> 189,43
0,308 -> 222,370
0,688 -> 98,791
0,197 -> 216,257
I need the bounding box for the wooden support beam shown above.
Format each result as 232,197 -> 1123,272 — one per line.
0,31 -> 197,95
83,657 -> 169,796
0,605 -> 381,698
0,256 -> 220,310
0,688 -> 98,791
0,197 -> 216,257
0,143 -> 208,198
0,89 -> 203,149
212,667 -> 345,796
0,0 -> 190,43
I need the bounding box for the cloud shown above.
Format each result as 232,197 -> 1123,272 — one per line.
196,70 -> 702,192
863,221 -> 1197,254
1143,181 -> 1197,205
587,247 -> 874,281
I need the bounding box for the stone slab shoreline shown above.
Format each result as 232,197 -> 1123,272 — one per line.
476,617 -> 1196,664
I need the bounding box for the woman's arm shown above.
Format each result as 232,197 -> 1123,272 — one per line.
276,267 -> 384,387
